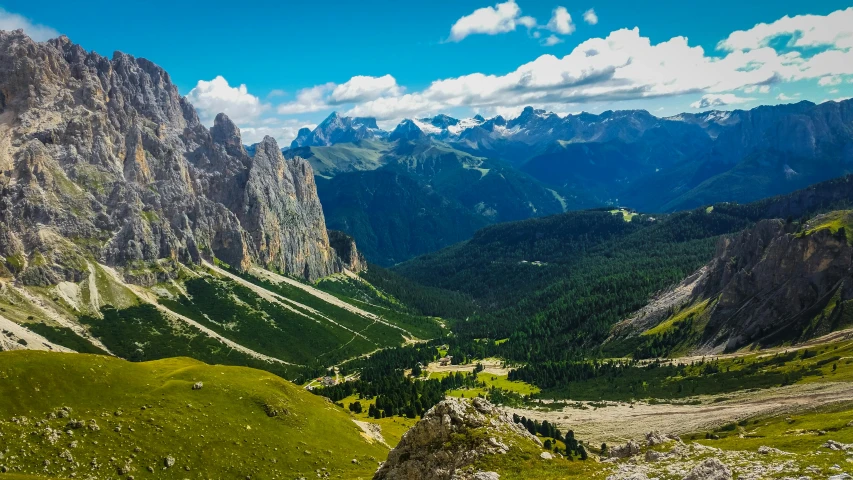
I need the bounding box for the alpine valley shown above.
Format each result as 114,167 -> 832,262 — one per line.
288,100 -> 853,266
3,21 -> 853,480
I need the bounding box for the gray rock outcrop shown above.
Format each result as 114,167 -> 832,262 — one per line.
373,397 -> 541,480
610,211 -> 853,352
682,458 -> 732,480
0,30 -> 363,287
609,440 -> 641,458
698,216 -> 853,350
645,430 -> 681,446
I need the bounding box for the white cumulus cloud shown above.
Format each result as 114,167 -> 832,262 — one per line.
743,85 -> 772,94
277,76 -> 404,114
186,76 -> 268,125
270,8 -> 853,122
542,35 -> 563,47
329,75 -> 403,104
818,75 -> 842,86
718,7 -> 853,51
518,16 -> 538,29
240,120 -> 317,146
583,9 -> 598,25
276,83 -> 335,114
0,8 -> 58,41
547,7 -> 575,35
449,0 -> 528,42
690,94 -> 753,109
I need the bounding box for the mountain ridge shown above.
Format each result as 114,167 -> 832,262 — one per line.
284,99 -> 853,216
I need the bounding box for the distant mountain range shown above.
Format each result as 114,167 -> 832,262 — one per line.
264,99 -> 853,265
285,137 -> 579,265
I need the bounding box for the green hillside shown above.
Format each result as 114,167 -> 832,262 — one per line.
303,138 -> 580,265
0,261 -> 445,382
317,170 -> 489,266
395,175 -> 853,364
0,351 -> 387,479
286,140 -> 391,178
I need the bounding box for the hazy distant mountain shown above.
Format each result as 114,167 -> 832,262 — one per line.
285,133 -> 583,265
317,170 -> 489,266
290,111 -> 388,148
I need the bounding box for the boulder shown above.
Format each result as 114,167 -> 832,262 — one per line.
610,440 -> 641,458
682,458 -> 733,480
471,473 -> 500,480
823,440 -> 853,451
646,430 -> 680,446
645,450 -> 664,462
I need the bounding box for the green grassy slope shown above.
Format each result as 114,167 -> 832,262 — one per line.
0,351 -> 387,479
287,140 -> 390,178
2,260 -> 446,383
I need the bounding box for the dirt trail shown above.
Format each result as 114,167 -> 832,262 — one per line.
505,381 -> 853,445
244,264 -> 417,337
205,262 -> 377,345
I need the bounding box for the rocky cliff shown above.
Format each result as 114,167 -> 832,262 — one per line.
696,213 -> 853,350
0,30 -> 360,285
611,211 -> 853,353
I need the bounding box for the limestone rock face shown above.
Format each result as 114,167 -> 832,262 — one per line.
328,230 -> 366,273
0,30 -> 359,284
698,215 -> 853,350
374,397 -> 540,480
611,209 -> 853,352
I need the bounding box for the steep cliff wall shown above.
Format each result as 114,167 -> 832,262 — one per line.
610,212 -> 853,353
0,30 -> 360,285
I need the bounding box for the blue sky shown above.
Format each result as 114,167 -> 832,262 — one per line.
2,1 -> 852,144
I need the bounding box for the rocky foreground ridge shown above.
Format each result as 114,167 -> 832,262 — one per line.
374,397 -> 542,480
0,30 -> 361,286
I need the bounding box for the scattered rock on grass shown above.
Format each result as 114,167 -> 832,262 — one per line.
824,440 -> 853,452
645,450 -> 664,462
757,445 -> 790,455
